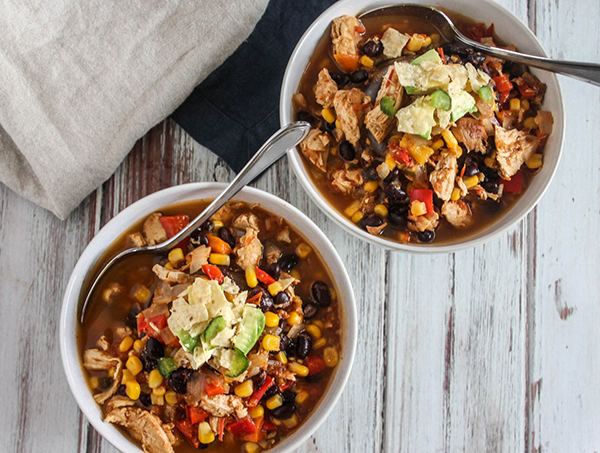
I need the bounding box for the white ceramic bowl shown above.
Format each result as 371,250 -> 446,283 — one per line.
60,183 -> 357,453
280,0 -> 565,253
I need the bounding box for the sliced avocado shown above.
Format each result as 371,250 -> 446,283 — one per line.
234,306 -> 265,355
203,316 -> 226,343
429,89 -> 452,111
418,128 -> 432,140
404,86 -> 418,95
411,49 -> 442,66
380,96 -> 396,117
175,329 -> 201,352
477,85 -> 493,103
224,348 -> 249,377
450,91 -> 477,122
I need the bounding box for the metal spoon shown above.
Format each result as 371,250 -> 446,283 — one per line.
364,4 -> 600,86
79,121 -> 311,322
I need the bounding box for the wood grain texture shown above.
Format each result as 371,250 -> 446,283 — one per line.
0,1 -> 598,452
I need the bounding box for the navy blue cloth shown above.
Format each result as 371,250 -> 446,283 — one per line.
170,0 -> 336,172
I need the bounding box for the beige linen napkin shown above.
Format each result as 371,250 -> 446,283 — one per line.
0,0 -> 269,219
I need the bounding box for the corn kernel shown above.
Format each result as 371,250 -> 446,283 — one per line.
265,312 -> 280,328
451,187 -> 461,201
290,269 -> 301,280
312,320 -> 324,329
296,243 -> 312,259
287,312 -> 302,326
364,181 -> 379,193
276,351 -> 288,364
168,248 -> 185,267
165,390 -> 178,405
153,385 -> 166,396
209,253 -> 230,266
235,380 -> 254,398
271,418 -> 283,426
521,99 -> 530,111
126,380 -> 141,400
266,394 -> 283,410
463,175 -> 479,189
431,139 -> 445,151
526,153 -> 543,169
324,347 -> 339,367
126,356 -> 143,376
245,266 -> 258,288
335,119 -> 341,130
198,421 -> 215,444
423,36 -> 432,47
410,200 -> 427,217
510,98 -> 521,112
385,154 -> 397,170
267,282 -> 283,296
442,129 -> 458,149
351,211 -> 364,223
121,369 -> 135,384
321,108 -> 336,124
262,334 -> 281,351
523,117 -> 538,129
406,34 -> 424,52
313,338 -> 327,349
89,376 -> 100,390
306,324 -> 322,340
133,339 -> 143,353
344,200 -> 361,218
250,404 -> 265,419
151,393 -> 165,406
374,204 -> 388,217
360,55 -> 374,67
484,157 -> 496,168
288,362 -> 310,377
132,285 -> 151,304
119,336 -> 134,353
164,262 -> 174,270
283,413 -> 299,428
295,391 -> 309,405
244,442 -> 262,453
212,220 -> 224,233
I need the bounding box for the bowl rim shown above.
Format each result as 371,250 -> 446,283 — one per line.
280,0 -> 565,253
59,182 -> 358,453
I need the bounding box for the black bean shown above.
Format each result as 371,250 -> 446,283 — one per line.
117,384 -> 126,396
350,69 -> 369,84
388,205 -> 408,228
266,262 -> 281,281
338,140 -> 356,161
358,215 -> 384,230
362,40 -> 383,57
168,368 -> 192,394
303,302 -> 319,319
254,370 -> 267,389
274,291 -> 291,309
383,167 -> 401,183
311,281 -> 331,307
322,119 -> 336,132
271,402 -> 297,420
282,389 -> 296,404
296,110 -> 316,125
261,385 -> 280,401
330,72 -> 350,87
362,167 -> 379,181
284,336 -> 296,358
99,377 -> 113,389
139,393 -> 152,407
190,228 -> 209,247
481,180 -> 499,194
145,337 -> 164,360
296,332 -> 313,359
384,181 -> 409,204
199,221 -> 213,234
279,254 -> 300,273
416,230 -> 436,243
140,351 -> 158,372
467,53 -> 486,67
218,227 -> 236,249
463,158 -> 479,177
249,286 -> 273,311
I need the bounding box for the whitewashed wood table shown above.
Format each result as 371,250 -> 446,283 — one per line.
1,0 -> 599,451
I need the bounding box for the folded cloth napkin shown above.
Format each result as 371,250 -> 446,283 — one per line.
0,0 -> 269,219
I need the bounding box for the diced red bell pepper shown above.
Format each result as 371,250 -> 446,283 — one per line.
500,171 -> 523,194
409,189 -> 434,214
160,214 -> 190,250
517,83 -> 536,99
174,419 -> 200,449
255,267 -> 276,285
279,380 -> 294,391
137,314 -> 168,338
493,74 -> 513,93
240,417 -> 265,442
261,417 -> 278,432
202,264 -> 224,284
204,376 -> 226,396
186,405 -> 210,425
390,146 -> 415,167
247,376 -> 274,409
305,355 -> 327,375
226,418 -> 257,439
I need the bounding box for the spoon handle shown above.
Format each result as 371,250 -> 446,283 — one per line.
457,36 -> 600,87
161,121 -> 311,250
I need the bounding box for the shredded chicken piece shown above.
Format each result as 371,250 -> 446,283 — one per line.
441,201 -> 473,228
115,326 -> 133,343
314,68 -> 338,108
429,151 -> 458,201
83,349 -> 123,404
331,15 -> 361,56
96,335 -> 110,351
143,213 -> 168,246
299,129 -> 331,172
246,350 -> 269,378
494,125 -> 540,179
126,232 -> 146,248
452,118 -> 488,153
152,264 -> 190,284
359,191 -> 376,215
408,211 -> 440,232
210,202 -> 245,224
233,213 -> 260,231
189,245 -> 210,274
329,168 -> 364,195
268,360 -> 296,381
365,66 -> 403,142
333,88 -> 371,145
275,227 -> 291,243
104,407 -> 174,453
367,222 -> 387,236
471,185 -> 501,201
264,241 -> 282,264
234,228 -> 263,270
200,395 -> 248,419
105,395 -> 136,413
